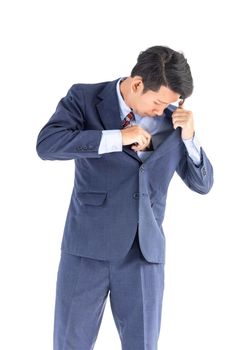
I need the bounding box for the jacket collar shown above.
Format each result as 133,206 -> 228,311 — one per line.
96,79 -> 181,164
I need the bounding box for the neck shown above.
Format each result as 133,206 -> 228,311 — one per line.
120,77 -> 132,109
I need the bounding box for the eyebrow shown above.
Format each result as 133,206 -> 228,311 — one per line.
156,99 -> 169,104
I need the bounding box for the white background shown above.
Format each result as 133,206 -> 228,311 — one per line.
1,0 -> 249,349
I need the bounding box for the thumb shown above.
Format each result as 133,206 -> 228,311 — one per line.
178,98 -> 185,109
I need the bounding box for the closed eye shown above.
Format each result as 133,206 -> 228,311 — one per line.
154,101 -> 169,108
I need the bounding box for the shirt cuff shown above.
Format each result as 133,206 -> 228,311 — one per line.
182,133 -> 202,166
98,130 -> 123,154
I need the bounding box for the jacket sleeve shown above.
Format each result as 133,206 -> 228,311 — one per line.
36,84 -> 103,160
176,146 -> 214,194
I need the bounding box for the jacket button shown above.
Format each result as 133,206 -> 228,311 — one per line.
83,145 -> 88,150
202,167 -> 207,176
133,192 -> 139,199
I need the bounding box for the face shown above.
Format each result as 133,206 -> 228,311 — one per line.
129,76 -> 181,117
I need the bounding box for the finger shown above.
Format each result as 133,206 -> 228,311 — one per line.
172,113 -> 190,119
172,110 -> 188,117
132,145 -> 148,151
131,144 -> 143,151
173,122 -> 185,129
132,136 -> 150,150
172,117 -> 188,124
143,135 -> 152,147
131,141 -> 145,151
178,99 -> 185,108
135,134 -> 150,146
173,110 -> 192,119
139,127 -> 151,139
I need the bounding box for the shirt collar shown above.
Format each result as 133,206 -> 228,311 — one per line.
116,77 -> 133,120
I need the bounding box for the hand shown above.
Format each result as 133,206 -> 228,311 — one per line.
121,125 -> 152,151
172,102 -> 195,140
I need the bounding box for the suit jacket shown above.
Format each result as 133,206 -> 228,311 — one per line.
36,78 -> 214,263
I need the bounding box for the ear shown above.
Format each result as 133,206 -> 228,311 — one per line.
131,76 -> 144,94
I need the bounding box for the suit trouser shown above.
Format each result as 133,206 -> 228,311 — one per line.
53,230 -> 165,350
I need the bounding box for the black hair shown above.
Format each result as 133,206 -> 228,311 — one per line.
130,45 -> 193,99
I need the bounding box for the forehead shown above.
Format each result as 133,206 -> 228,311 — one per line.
145,85 -> 180,102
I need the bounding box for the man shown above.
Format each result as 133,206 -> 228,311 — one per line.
36,45 -> 213,350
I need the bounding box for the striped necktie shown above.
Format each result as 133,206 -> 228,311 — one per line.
122,111 -> 135,128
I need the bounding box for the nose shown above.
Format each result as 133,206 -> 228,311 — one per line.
153,106 -> 167,116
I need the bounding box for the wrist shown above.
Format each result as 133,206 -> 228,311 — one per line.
182,130 -> 195,140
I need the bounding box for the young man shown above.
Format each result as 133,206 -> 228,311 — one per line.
36,45 -> 213,350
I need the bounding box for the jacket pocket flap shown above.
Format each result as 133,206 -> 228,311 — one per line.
77,192 -> 107,206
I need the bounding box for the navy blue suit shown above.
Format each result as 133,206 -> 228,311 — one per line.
36,78 -> 213,349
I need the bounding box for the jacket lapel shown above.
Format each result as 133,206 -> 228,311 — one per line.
96,78 -> 123,130
143,127 -> 182,164
96,78 -> 142,163
95,80 -> 182,164
142,107 -> 183,164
